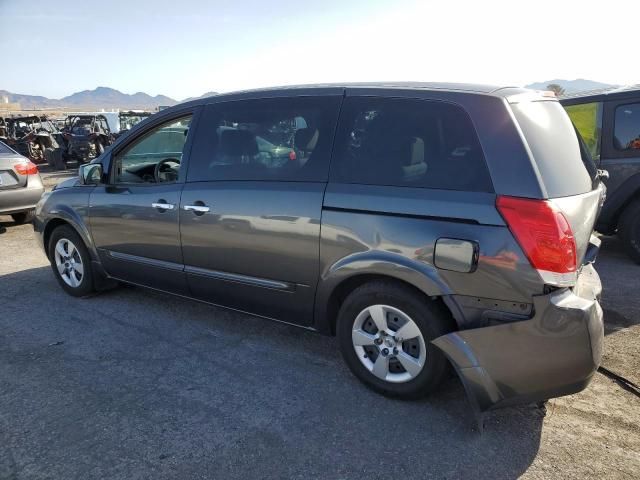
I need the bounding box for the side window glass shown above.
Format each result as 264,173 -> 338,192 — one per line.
614,103 -> 640,151
330,97 -> 492,192
564,102 -> 603,160
113,115 -> 192,184
187,97 -> 341,182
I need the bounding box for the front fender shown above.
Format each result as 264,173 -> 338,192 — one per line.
313,250 -> 450,333
38,188 -> 97,261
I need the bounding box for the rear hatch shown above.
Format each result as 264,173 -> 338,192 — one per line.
0,148 -> 28,190
508,99 -> 605,285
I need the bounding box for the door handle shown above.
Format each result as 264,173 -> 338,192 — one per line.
152,201 -> 175,210
183,204 -> 210,214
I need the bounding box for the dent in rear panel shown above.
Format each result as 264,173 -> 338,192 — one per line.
320,209 -> 544,304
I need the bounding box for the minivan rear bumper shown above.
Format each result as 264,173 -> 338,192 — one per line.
433,263 -> 603,421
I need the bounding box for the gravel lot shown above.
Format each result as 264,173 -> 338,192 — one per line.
0,170 -> 638,479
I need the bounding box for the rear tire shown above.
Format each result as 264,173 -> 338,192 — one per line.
618,199 -> 640,264
336,280 -> 453,399
48,225 -> 95,297
44,147 -> 56,168
11,210 -> 35,224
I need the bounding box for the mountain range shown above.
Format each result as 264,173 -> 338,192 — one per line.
0,80 -> 622,111
0,87 -> 219,111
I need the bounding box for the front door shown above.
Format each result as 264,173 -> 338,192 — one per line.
89,111 -> 196,293
180,96 -> 342,325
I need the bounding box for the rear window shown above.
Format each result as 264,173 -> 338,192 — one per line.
511,101 -> 595,197
330,97 -> 493,192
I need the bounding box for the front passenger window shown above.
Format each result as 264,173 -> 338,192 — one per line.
113,115 -> 192,184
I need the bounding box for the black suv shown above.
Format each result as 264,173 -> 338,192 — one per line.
561,86 -> 640,262
36,83 -> 605,424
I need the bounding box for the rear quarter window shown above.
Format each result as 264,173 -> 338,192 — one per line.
330,97 -> 493,192
511,101 -> 594,198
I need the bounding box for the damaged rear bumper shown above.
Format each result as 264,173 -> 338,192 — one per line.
433,264 -> 603,419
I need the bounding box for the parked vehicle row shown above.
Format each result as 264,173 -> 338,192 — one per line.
0,111 -> 153,170
34,83 -> 606,425
0,115 -> 66,166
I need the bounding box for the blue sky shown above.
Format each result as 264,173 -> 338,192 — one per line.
1,0 -> 638,100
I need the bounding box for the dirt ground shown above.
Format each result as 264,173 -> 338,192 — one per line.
0,169 -> 638,479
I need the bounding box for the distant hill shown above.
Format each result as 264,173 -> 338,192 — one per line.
0,87 -> 179,110
525,79 -> 617,94
181,91 -> 219,103
61,87 -> 177,109
0,90 -> 61,109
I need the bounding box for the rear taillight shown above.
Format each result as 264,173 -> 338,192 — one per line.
496,195 -> 577,287
14,160 -> 39,176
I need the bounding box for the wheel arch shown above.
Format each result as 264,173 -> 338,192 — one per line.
313,253 -> 455,335
43,210 -> 97,261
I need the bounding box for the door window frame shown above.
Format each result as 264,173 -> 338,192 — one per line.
105,106 -> 203,186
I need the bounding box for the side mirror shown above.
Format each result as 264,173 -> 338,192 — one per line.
79,163 -> 103,185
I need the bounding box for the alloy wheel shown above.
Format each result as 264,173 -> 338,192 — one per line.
54,238 -> 84,288
352,304 -> 427,383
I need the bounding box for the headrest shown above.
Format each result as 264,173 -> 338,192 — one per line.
409,137 -> 424,165
219,129 -> 258,157
294,128 -> 319,151
402,137 -> 427,181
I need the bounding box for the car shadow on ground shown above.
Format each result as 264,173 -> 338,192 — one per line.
597,235 -> 640,336
0,265 -> 547,479
0,217 -> 25,233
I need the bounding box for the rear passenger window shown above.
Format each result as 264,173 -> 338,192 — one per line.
330,97 -> 492,192
614,103 -> 640,151
187,97 -> 341,182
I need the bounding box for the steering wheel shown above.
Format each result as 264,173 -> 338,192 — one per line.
154,157 -> 181,183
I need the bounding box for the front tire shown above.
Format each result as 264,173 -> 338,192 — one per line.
48,225 -> 95,297
618,199 -> 640,264
337,280 -> 453,399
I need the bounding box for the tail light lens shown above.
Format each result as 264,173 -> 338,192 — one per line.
14,160 -> 39,176
496,196 -> 577,287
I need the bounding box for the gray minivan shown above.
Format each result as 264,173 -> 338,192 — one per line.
35,83 -> 605,423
